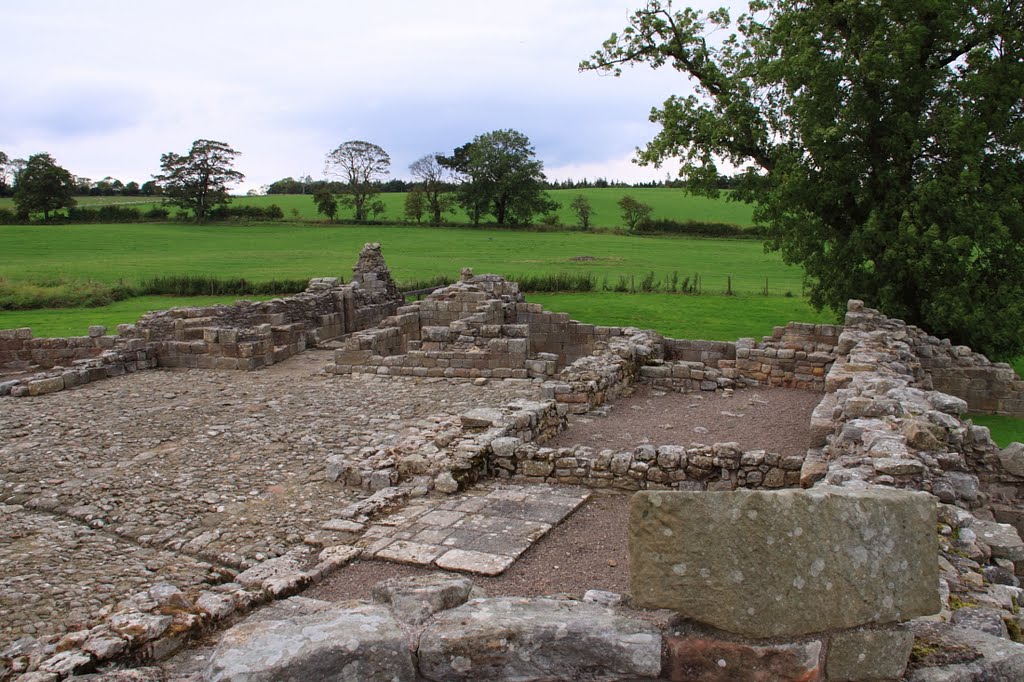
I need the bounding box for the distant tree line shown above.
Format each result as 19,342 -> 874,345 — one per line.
1,135 -> 739,226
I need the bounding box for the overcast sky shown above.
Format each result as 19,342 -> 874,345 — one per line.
1,0 -> 734,192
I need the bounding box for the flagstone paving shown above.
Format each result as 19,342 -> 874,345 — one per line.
355,483 -> 591,575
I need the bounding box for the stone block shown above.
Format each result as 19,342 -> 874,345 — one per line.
418,597 -> 661,681
372,572 -> 474,625
826,624 -> 913,681
630,487 -> 939,638
665,635 -> 822,682
204,604 -> 415,681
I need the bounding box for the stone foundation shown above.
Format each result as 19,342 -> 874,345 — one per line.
1,243 -> 403,398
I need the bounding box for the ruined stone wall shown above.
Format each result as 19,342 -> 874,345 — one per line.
810,301 -> 1024,524
0,326 -> 156,397
493,440 -> 805,491
0,326 -> 119,371
1,243 -> 403,397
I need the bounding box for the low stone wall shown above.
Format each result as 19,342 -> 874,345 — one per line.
330,273 -> 625,380
915,338 -> 1024,417
492,441 -> 807,491
0,327 -> 157,397
1,243 -> 403,398
0,325 -> 118,371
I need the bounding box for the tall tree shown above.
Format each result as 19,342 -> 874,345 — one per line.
13,153 -> 76,220
583,0 -> 1024,358
324,140 -> 390,221
440,129 -> 557,225
0,151 -> 10,197
154,139 -> 244,222
313,186 -> 338,221
409,154 -> 455,225
570,194 -> 594,228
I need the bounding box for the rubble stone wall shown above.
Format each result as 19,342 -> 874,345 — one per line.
1,243 -> 403,398
493,440 -> 806,491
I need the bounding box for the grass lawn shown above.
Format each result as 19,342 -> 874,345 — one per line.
0,188 -> 755,228
526,292 -> 838,341
969,414 -> 1024,448
0,295 -> 274,338
0,223 -> 800,296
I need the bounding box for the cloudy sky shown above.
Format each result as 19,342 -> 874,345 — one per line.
1,0 -> 733,192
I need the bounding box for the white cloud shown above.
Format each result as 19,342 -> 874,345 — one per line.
1,0 -> 739,192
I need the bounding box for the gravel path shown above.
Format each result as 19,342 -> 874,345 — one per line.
548,384 -> 823,455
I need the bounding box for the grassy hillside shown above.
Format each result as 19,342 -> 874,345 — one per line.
0,224 -> 799,296
0,187 -> 755,228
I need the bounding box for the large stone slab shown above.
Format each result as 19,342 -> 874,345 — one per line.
204,603 -> 415,681
418,597 -> 662,681
630,487 -> 939,638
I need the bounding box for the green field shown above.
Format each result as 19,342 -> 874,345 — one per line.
0,188 -> 755,228
526,292 -> 837,340
0,296 -> 273,337
0,223 -> 799,296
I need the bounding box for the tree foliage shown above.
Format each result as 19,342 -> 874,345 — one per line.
404,187 -> 426,223
0,151 -> 11,197
324,140 -> 390,221
155,139 -> 244,222
313,186 -> 338,221
439,129 -> 557,225
570,194 -> 594,228
409,154 -> 455,225
618,195 -> 654,230
583,0 -> 1024,358
13,153 -> 77,219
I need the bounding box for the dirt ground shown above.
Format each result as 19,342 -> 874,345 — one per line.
307,491 -> 632,602
548,383 -> 823,455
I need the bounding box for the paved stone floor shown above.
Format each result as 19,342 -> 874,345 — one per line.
0,350 -> 538,650
357,483 -> 591,575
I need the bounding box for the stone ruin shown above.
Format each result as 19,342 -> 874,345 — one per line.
0,243 -> 404,397
3,243 -> 1024,680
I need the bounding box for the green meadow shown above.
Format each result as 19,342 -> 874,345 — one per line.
0,223 -> 799,296
0,187 -> 755,228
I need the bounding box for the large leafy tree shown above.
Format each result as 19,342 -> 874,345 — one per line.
440,129 -> 557,226
13,153 -> 76,220
324,140 -> 390,221
583,0 -> 1024,358
409,154 -> 455,225
0,151 -> 11,197
155,139 -> 244,222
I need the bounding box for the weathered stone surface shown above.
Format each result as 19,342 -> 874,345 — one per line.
108,612 -> 172,643
950,607 -> 1010,639
371,572 -> 474,625
204,603 -> 415,682
460,408 -> 504,429
434,549 -> 514,576
998,442 -> 1024,478
971,520 -> 1024,561
418,597 -> 662,681
195,592 -> 236,621
826,624 -> 914,681
665,635 -> 822,682
630,487 -> 939,638
906,623 -> 1024,681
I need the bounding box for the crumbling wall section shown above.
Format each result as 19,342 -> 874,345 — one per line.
1,243 -> 404,397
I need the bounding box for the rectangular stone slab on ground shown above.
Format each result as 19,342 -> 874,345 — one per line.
630,486 -> 940,638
